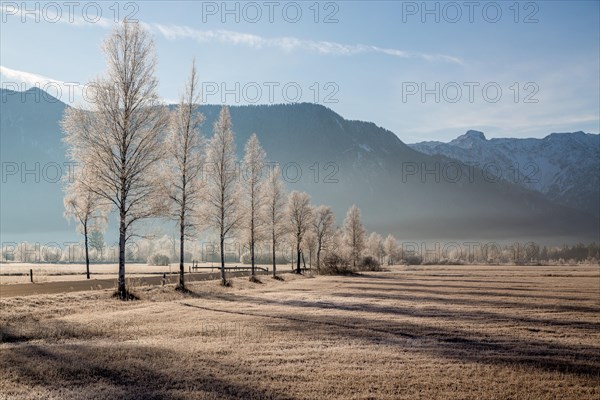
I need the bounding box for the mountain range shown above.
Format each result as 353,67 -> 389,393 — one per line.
410,130 -> 600,218
1,88 -> 598,245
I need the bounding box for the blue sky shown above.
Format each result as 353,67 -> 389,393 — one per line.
1,0 -> 599,142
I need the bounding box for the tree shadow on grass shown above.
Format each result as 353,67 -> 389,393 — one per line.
338,283 -> 600,314
178,290 -> 600,379
1,334 -> 292,400
365,274 -> 600,294
327,290 -> 600,330
358,279 -> 592,300
176,284 -> 600,332
1,319 -> 105,344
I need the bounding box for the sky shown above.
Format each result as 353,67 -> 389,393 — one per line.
1,0 -> 599,142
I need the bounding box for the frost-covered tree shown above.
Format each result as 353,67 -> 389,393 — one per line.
366,232 -> 385,265
384,234 -> 399,265
342,205 -> 366,267
2,246 -> 15,262
304,230 -> 317,269
240,133 -> 266,279
202,106 -> 240,285
88,230 -> 106,260
312,205 -> 335,272
287,191 -> 313,274
62,21 -> 169,299
331,227 -> 344,254
264,165 -> 287,278
162,61 -> 205,290
63,176 -> 110,279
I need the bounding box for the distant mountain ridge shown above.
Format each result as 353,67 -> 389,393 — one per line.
1,88 -> 598,244
410,130 -> 600,218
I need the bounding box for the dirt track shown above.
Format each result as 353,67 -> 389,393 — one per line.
0,269 -> 272,298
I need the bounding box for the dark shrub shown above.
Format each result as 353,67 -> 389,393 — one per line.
404,255 -> 422,266
320,253 -> 354,275
358,256 -> 381,271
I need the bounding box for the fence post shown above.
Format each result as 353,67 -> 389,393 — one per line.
30,269 -> 33,283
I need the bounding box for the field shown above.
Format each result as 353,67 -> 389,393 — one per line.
1,264 -> 599,399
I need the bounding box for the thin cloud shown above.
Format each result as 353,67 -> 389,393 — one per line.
147,23 -> 465,65
1,65 -> 85,104
0,65 -> 179,106
0,5 -> 463,64
1,65 -> 64,86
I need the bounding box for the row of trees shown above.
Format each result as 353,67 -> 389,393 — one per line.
60,21 -> 394,298
58,22 -> 599,300
0,231 -> 391,267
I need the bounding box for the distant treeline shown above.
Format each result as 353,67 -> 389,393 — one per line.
406,242 -> 600,266
538,242 -> 599,264
3,240 -> 598,267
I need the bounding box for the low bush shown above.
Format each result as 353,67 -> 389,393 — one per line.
358,256 -> 381,271
404,255 -> 422,266
240,252 -> 289,265
320,253 -> 354,275
423,258 -> 465,265
148,254 -> 170,266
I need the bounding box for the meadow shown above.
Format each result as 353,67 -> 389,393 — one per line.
1,264 -> 599,399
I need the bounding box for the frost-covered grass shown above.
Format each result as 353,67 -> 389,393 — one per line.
1,265 -> 599,399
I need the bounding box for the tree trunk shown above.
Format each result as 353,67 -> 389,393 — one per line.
250,229 -> 255,277
179,217 -> 185,289
316,246 -> 321,273
296,240 -> 301,274
118,154 -> 127,299
220,234 -> 226,285
118,216 -> 127,299
272,229 -> 276,278
250,242 -> 255,277
84,222 -> 90,279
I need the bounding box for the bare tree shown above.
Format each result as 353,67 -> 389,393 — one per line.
240,133 -> 266,280
342,205 -> 366,268
203,106 -> 240,285
162,61 -> 205,290
88,230 -> 106,260
62,21 -> 168,299
331,227 -> 344,254
287,191 -> 313,274
304,231 -> 317,270
265,165 -> 287,278
384,234 -> 399,265
63,177 -> 110,279
312,205 -> 335,272
366,232 -> 385,265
